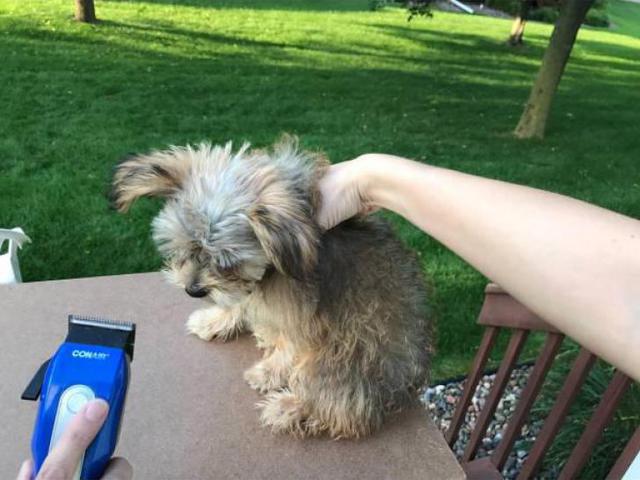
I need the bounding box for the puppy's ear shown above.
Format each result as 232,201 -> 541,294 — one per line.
110,149 -> 189,212
248,202 -> 319,281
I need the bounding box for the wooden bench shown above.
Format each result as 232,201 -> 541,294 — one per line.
447,283 -> 639,479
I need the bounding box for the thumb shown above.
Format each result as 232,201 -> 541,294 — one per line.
37,399 -> 109,479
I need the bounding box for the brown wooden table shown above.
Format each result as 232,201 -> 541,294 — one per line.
0,273 -> 464,480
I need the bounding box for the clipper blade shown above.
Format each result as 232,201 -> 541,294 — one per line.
67,315 -> 136,361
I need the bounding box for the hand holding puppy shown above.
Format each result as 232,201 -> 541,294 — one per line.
316,156 -> 378,230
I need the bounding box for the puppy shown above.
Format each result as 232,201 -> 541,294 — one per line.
111,136 -> 432,438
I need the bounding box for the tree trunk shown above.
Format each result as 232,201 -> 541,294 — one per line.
75,0 -> 96,23
514,0 -> 594,139
508,0 -> 534,45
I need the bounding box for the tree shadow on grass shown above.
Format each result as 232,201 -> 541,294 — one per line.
575,37 -> 640,65
103,0 -> 371,12
3,18 -> 636,144
369,22 -> 640,77
368,22 -> 550,57
98,19 -> 427,63
24,17 -> 541,83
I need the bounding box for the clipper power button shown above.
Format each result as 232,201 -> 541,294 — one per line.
67,391 -> 91,414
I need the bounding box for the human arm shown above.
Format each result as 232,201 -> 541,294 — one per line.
16,399 -> 132,480
317,154 -> 640,381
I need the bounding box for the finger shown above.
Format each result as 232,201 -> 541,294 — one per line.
16,459 -> 33,480
316,205 -> 335,231
315,190 -> 334,231
37,399 -> 109,480
102,457 -> 133,480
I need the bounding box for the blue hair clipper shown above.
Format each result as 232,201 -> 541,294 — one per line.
21,315 -> 135,479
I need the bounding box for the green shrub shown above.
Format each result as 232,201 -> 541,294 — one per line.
525,3 -> 608,27
369,0 -> 389,11
485,0 -> 608,27
585,8 -> 610,27
528,6 -> 560,23
485,0 -> 521,16
370,0 -> 435,18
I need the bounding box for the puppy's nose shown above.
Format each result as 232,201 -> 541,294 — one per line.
185,285 -> 209,298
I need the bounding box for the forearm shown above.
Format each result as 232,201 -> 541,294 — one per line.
361,154 -> 640,381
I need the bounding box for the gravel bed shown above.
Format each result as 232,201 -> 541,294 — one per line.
422,365 -> 549,480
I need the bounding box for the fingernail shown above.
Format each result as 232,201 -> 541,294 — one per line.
84,399 -> 109,422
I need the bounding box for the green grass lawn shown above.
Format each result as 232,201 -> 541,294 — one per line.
609,0 -> 640,37
1,0 -> 639,380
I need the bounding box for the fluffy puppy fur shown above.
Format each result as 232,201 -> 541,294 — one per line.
111,136 -> 432,438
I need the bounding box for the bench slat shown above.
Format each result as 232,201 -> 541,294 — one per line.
606,426 -> 640,480
462,329 -> 529,462
517,348 -> 596,479
559,370 -> 632,479
491,332 -> 564,471
446,326 -> 499,447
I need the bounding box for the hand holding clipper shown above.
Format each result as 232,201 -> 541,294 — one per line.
17,400 -> 131,480
21,316 -> 135,480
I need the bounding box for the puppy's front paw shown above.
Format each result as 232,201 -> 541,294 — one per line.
258,390 -> 309,436
244,361 -> 287,393
185,307 -> 243,341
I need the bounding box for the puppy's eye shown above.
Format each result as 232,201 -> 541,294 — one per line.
216,250 -> 238,275
195,250 -> 211,264
168,254 -> 187,268
217,263 -> 237,276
